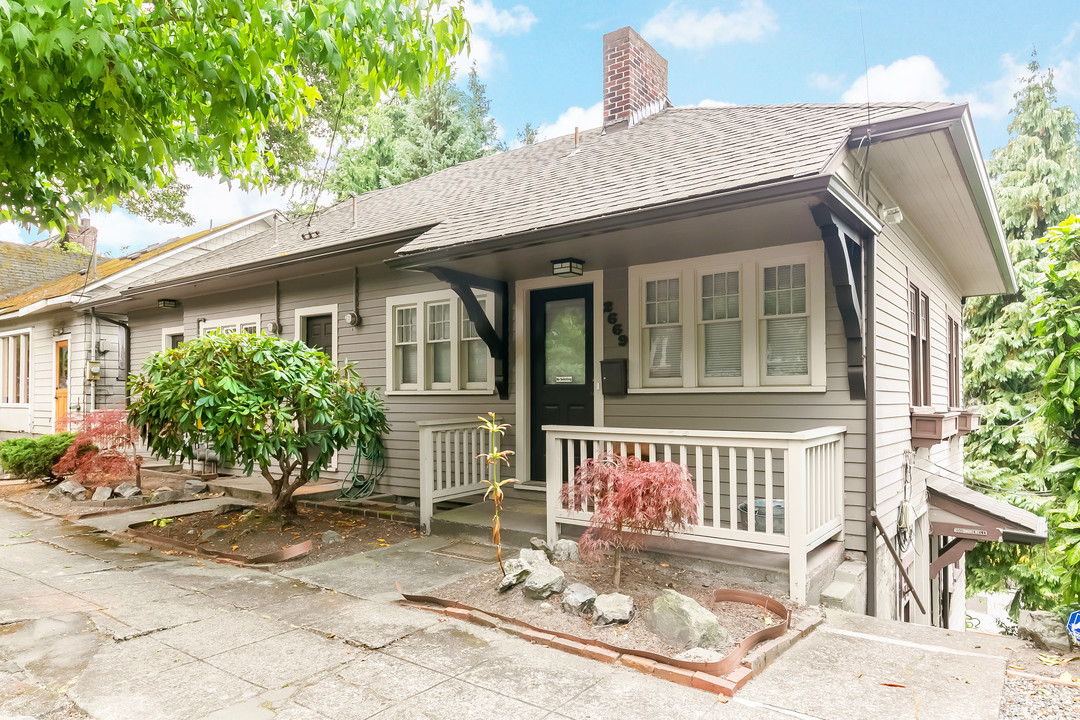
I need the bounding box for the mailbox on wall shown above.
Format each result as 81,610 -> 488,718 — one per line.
600,359 -> 627,397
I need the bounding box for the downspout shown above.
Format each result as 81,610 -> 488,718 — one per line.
864,232 -> 878,617
89,308 -> 131,404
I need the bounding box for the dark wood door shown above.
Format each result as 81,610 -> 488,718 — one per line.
530,285 -> 593,482
304,314 -> 333,356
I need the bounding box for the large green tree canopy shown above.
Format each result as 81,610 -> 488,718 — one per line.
0,0 -> 468,230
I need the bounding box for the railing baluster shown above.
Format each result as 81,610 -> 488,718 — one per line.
711,447 -> 720,530
728,447 -> 738,530
694,445 -> 704,526
663,444 -> 672,463
764,448 -> 773,534
746,448 -> 756,533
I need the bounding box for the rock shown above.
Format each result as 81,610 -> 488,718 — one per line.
321,530 -> 344,546
91,486 -> 112,502
498,558 -> 532,592
185,478 -> 208,494
521,563 -> 567,599
540,602 -> 552,611
199,528 -> 222,542
114,482 -> 142,498
55,479 -> 86,501
562,583 -> 597,615
593,593 -> 634,626
645,589 -> 728,650
46,484 -> 64,500
675,647 -> 727,664
150,488 -> 182,503
553,539 -> 579,563
1019,609 -> 1072,653
211,503 -> 246,516
518,549 -> 549,568
530,536 -> 555,561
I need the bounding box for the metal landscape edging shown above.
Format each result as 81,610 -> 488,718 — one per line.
398,585 -> 792,679
127,520 -> 312,566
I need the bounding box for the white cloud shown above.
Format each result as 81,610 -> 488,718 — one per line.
840,54 -> 1024,121
462,1 -> 536,35
455,1 -> 537,77
536,102 -> 603,142
697,98 -> 735,107
643,0 -> 777,51
0,223 -> 28,245
808,72 -> 846,91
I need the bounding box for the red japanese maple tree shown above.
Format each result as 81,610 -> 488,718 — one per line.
562,452 -> 697,587
53,410 -> 142,489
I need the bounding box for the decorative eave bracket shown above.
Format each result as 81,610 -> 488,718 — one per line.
428,267 -> 510,400
811,204 -> 868,401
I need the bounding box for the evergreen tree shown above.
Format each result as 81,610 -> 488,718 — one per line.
963,55 -> 1080,611
317,69 -> 502,204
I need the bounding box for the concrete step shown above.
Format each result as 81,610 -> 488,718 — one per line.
820,580 -> 857,611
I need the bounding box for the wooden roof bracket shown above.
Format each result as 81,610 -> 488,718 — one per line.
429,266 -> 510,400
812,204 -> 868,400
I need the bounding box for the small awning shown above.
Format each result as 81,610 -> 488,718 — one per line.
927,476 -> 1047,545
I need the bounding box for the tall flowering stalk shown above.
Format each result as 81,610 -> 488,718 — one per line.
477,413 -> 516,575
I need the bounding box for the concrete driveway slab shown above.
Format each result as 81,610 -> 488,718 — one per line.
205,628 -> 355,689
367,677 -> 550,720
740,620 -> 1008,720
555,670 -> 723,720
153,610 -> 293,658
292,653 -> 447,720
380,620 -> 509,676
456,641 -> 613,709
259,591 -> 439,649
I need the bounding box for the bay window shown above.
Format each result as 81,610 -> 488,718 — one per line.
387,289 -> 495,393
629,243 -> 824,392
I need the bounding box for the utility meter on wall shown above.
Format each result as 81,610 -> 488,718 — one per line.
86,361 -> 101,380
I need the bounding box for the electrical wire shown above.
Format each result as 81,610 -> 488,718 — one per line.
306,91 -> 349,228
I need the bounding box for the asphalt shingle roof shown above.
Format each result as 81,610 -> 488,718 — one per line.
0,242 -> 91,301
135,102 -> 956,287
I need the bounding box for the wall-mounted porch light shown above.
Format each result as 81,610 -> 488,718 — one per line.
551,257 -> 584,277
157,299 -> 178,309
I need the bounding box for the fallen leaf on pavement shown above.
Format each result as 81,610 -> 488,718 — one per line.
880,682 -> 905,688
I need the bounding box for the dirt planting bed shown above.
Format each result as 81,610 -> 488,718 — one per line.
133,506 -> 421,568
432,553 -> 810,657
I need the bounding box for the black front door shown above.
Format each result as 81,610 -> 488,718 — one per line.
530,284 -> 594,481
304,314 -> 333,356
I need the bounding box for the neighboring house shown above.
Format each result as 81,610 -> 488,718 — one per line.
0,210 -> 280,436
105,27 -> 1044,627
0,240 -> 90,301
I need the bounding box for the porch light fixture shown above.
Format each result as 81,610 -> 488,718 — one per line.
551,257 -> 584,277
157,299 -> 178,309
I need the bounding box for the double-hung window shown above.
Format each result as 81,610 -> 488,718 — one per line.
0,330 -> 30,405
629,243 -> 824,392
762,263 -> 809,382
387,289 -> 495,393
909,283 -> 931,407
947,315 -> 961,408
201,316 -> 260,335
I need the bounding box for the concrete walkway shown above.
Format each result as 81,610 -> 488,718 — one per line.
0,502 -> 1011,719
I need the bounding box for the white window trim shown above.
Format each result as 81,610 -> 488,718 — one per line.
628,242 -> 826,393
294,304 -> 338,364
513,271 -> 606,484
385,289 -> 496,395
0,327 -> 32,408
201,315 -> 260,335
162,326 -> 185,350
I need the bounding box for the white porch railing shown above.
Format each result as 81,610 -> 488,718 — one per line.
544,424 -> 846,603
419,418 -> 493,533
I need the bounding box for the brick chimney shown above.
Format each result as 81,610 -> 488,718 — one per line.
603,26 -> 669,129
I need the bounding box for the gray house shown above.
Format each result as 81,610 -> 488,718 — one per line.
105,27 -> 1043,626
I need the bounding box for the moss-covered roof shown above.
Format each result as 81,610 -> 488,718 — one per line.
0,217 -> 247,315
0,242 -> 91,301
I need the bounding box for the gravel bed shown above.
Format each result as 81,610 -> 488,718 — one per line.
1000,642 -> 1080,718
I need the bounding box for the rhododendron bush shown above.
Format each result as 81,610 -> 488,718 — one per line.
562,453 -> 697,587
53,410 -> 142,489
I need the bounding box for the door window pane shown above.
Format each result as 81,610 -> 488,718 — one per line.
544,298 -> 586,385
57,344 -> 69,390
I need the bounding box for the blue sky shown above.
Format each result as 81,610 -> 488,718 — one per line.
5,0 -> 1080,253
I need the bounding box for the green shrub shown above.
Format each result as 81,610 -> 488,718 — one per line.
0,433 -> 75,480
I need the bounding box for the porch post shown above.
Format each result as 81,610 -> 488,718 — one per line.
419,424 -> 434,534
787,438 -> 808,604
546,429 -> 560,546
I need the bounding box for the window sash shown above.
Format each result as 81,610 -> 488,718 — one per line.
761,263 -> 809,381
909,284 -> 931,406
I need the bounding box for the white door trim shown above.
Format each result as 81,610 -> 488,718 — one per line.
513,270 -> 605,484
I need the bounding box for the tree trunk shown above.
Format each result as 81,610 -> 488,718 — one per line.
613,523 -> 623,588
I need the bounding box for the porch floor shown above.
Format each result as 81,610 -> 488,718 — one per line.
433,495 -> 546,543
